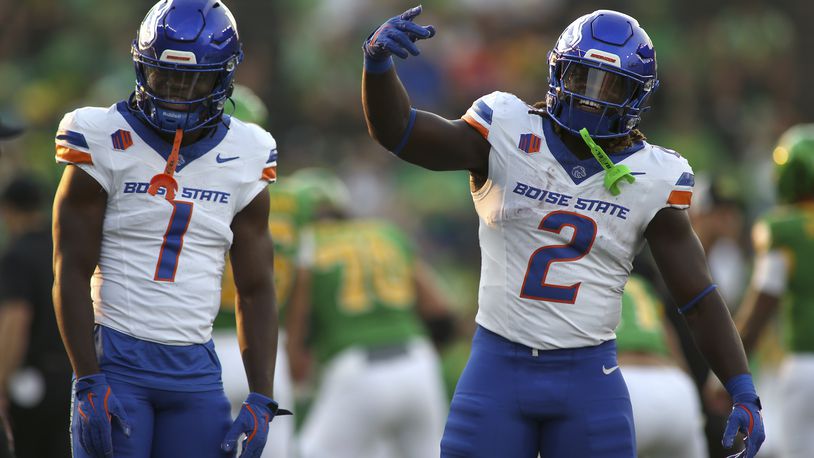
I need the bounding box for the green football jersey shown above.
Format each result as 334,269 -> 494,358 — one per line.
615,275 -> 669,357
307,219 -> 426,363
759,204 -> 814,353
213,182 -> 313,329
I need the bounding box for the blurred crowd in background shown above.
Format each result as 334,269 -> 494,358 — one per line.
2,0 -> 814,456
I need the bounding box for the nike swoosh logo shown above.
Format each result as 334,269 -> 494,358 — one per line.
602,365 -> 620,375
216,153 -> 240,163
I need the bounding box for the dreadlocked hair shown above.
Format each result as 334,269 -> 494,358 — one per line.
529,100 -> 646,153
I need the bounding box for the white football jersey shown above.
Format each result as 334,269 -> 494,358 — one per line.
55,102 -> 277,345
463,91 -> 693,350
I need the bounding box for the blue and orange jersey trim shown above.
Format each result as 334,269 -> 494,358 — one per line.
675,172 -> 695,187
462,114 -> 488,139
667,172 -> 694,207
55,128 -> 93,164
55,145 -> 93,164
472,100 -> 493,124
56,129 -> 89,149
462,99 -> 493,140
667,190 -> 692,206
262,166 -> 277,182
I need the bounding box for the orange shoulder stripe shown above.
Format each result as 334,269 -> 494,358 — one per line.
262,166 -> 277,181
667,190 -> 692,206
55,145 -> 93,165
462,114 -> 489,139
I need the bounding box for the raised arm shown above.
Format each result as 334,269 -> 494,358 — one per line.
361,6 -> 489,173
52,165 -> 107,378
645,207 -> 764,456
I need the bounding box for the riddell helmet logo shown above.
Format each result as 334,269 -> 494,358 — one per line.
584,49 -> 621,68
159,50 -> 197,64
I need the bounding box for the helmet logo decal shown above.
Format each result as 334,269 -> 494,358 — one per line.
556,14 -> 589,52
139,1 -> 170,48
159,49 -> 198,64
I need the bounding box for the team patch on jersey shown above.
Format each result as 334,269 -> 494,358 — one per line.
518,133 -> 542,154
111,129 -> 133,151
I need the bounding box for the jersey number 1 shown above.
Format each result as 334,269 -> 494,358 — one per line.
520,211 -> 597,303
154,201 -> 194,282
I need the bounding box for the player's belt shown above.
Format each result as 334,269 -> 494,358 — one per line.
365,342 -> 409,363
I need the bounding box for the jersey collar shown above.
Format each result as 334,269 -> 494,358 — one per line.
541,116 -> 644,185
116,101 -> 231,172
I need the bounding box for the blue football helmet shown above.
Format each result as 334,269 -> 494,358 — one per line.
132,0 -> 243,133
546,10 -> 659,138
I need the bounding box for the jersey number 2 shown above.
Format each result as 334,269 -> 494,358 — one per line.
520,211 -> 597,303
154,201 -> 194,282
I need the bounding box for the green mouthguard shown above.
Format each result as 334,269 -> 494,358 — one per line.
579,128 -> 635,196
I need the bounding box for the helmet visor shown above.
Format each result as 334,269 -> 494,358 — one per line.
143,66 -> 220,104
562,63 -> 636,106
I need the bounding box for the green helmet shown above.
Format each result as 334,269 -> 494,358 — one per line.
289,167 -> 351,216
228,84 -> 269,126
774,124 -> 814,204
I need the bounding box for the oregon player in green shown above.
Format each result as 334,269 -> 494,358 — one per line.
735,124 -> 814,458
617,275 -> 707,458
286,169 -> 453,458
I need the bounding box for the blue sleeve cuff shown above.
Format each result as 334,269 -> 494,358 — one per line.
247,392 -> 277,407
391,108 -> 417,155
724,374 -> 759,404
678,283 -> 717,314
364,55 -> 394,74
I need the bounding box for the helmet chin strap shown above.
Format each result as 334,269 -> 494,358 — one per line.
148,128 -> 184,201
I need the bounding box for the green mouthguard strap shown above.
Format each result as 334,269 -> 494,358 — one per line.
578,128 -> 635,196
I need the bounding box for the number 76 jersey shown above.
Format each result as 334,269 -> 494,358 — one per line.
463,91 -> 694,350
55,102 -> 277,345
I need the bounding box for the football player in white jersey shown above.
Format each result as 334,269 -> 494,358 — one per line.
52,1 -> 289,457
361,6 -> 765,458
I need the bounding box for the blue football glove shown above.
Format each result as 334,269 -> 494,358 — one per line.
722,375 -> 765,458
221,393 -> 292,458
363,5 -> 436,71
73,374 -> 131,458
